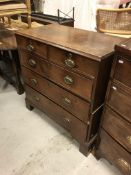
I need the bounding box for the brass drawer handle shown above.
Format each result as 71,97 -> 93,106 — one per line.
27,44 -> 34,52
65,58 -> 75,68
64,75 -> 73,85
117,158 -> 131,171
34,96 -> 40,102
64,118 -> 70,123
127,136 -> 131,145
30,79 -> 38,86
28,59 -> 36,68
63,97 -> 71,105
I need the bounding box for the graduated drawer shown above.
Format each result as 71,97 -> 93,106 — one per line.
22,67 -> 90,123
107,81 -> 131,123
98,130 -> 131,175
113,55 -> 131,88
102,107 -> 131,152
48,46 -> 98,78
16,35 -> 47,59
25,85 -> 88,144
21,55 -> 93,101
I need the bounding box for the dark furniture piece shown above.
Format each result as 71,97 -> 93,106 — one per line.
15,24 -> 124,155
0,29 -> 24,94
95,39 -> 131,174
20,0 -> 74,27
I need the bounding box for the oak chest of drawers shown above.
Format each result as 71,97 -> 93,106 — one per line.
15,24 -> 124,155
95,39 -> 131,174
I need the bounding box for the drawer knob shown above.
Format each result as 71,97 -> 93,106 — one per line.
30,79 -> 38,86
117,158 -> 131,171
27,44 -> 34,52
63,97 -> 71,105
28,59 -> 36,67
64,75 -> 73,85
127,136 -> 131,145
65,58 -> 75,68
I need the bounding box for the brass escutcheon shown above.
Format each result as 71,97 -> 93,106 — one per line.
127,136 -> 131,145
30,79 -> 38,86
27,44 -> 34,52
117,158 -> 131,171
63,97 -> 71,105
64,75 -> 73,85
28,59 -> 36,67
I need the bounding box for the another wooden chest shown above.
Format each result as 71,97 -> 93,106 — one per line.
95,39 -> 131,174
15,24 -> 124,155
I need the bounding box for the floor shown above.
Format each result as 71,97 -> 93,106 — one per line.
0,78 -> 122,175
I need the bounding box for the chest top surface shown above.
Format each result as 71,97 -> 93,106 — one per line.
115,38 -> 131,57
16,24 -> 125,61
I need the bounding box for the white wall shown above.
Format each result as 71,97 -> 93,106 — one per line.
44,0 -> 97,31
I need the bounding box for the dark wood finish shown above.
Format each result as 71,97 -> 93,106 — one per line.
48,46 -> 98,78
102,107 -> 131,152
17,36 -> 48,59
107,81 -> 131,123
97,130 -> 131,175
22,67 -> 90,123
0,29 -> 24,94
25,85 -> 87,144
95,39 -> 131,175
21,55 -> 94,101
113,54 -> 131,88
16,24 -> 124,61
16,24 -> 124,155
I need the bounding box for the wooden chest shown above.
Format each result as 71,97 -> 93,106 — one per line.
15,24 -> 124,155
95,39 -> 131,174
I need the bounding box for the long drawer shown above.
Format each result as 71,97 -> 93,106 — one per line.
102,107 -> 131,152
25,85 -> 88,144
22,67 -> 90,123
98,130 -> 131,175
16,35 -> 47,59
48,46 -> 98,78
107,81 -> 131,123
113,55 -> 131,88
21,55 -> 94,101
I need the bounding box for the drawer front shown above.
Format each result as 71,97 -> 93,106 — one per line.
107,82 -> 131,123
25,85 -> 88,144
21,56 -> 94,101
20,51 -> 46,73
17,36 -> 47,59
114,56 -> 131,88
102,107 -> 131,152
48,46 -> 98,78
22,67 -> 90,123
99,130 -> 131,175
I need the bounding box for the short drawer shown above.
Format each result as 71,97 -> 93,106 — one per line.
107,82 -> 131,123
48,46 -> 98,78
22,67 -> 90,122
16,35 -> 47,59
102,107 -> 131,152
25,85 -> 88,144
114,55 -> 131,88
98,130 -> 131,175
21,57 -> 94,101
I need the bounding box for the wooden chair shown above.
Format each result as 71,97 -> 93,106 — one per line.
0,0 -> 31,28
96,8 -> 131,35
